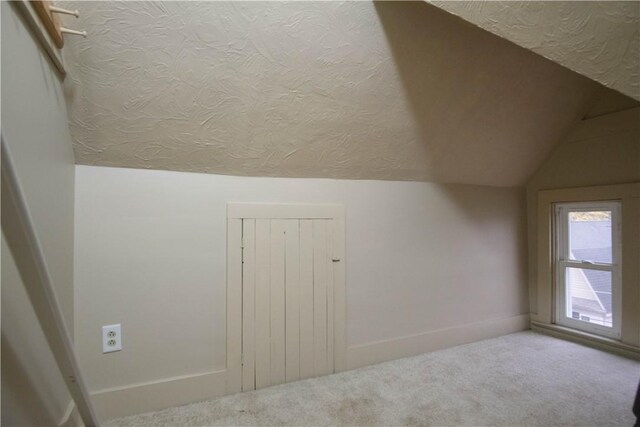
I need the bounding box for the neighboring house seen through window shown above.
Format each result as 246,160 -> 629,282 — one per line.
554,201 -> 622,338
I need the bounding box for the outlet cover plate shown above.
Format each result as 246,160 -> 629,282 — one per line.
102,324 -> 122,353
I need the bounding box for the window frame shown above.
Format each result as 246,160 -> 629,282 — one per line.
553,201 -> 622,339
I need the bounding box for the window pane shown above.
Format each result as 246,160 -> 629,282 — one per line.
568,211 -> 612,264
566,267 -> 612,328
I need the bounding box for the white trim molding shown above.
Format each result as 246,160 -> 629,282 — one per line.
228,203 -> 343,220
535,182 -> 640,350
348,314 -> 530,370
531,321 -> 640,361
89,314 -> 529,421
90,370 -> 227,421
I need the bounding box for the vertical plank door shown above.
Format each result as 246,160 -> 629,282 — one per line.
284,220 -> 301,383
313,220 -> 329,377
243,218 -> 334,389
254,219 -> 271,389
269,220 -> 287,386
226,218 -> 243,393
241,219 -> 256,392
298,220 -> 315,379
326,221 -> 335,374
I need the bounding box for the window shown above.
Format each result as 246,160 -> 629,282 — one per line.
554,201 -> 621,338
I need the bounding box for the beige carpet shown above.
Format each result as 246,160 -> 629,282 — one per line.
105,331 -> 639,426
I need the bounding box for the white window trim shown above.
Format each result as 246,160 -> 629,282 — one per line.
553,201 -> 621,339
534,182 -> 640,351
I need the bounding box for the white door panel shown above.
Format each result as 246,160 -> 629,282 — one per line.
284,220 -> 301,383
241,218 -> 334,391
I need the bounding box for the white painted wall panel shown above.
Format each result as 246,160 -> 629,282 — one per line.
74,165 -> 528,392
1,2 -> 76,424
1,1 -> 76,333
1,235 -> 71,427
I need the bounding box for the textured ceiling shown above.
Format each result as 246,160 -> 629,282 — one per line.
430,1 -> 640,101
62,1 -> 606,187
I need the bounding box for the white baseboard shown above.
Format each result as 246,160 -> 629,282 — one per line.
347,314 -> 530,370
91,314 -> 529,421
531,321 -> 640,360
91,369 -> 227,421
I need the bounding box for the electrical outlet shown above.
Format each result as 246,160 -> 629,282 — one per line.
102,324 -> 122,353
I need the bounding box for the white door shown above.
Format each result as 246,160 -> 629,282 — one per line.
241,218 -> 335,391
226,204 -> 345,394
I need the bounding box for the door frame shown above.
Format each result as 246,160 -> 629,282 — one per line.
226,203 -> 346,393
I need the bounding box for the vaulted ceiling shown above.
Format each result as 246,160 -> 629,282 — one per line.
429,1 -> 640,101
61,1 -> 635,187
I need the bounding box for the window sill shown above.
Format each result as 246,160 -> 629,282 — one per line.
531,320 -> 640,360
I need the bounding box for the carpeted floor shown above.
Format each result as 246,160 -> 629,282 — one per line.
105,331 -> 639,426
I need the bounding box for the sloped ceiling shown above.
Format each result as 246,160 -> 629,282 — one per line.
429,1 -> 640,101
63,1 -> 611,187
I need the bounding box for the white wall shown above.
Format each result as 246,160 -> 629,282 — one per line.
75,165 -> 528,394
1,2 -> 76,329
527,107 -> 640,315
1,2 -> 77,424
1,235 -> 72,427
